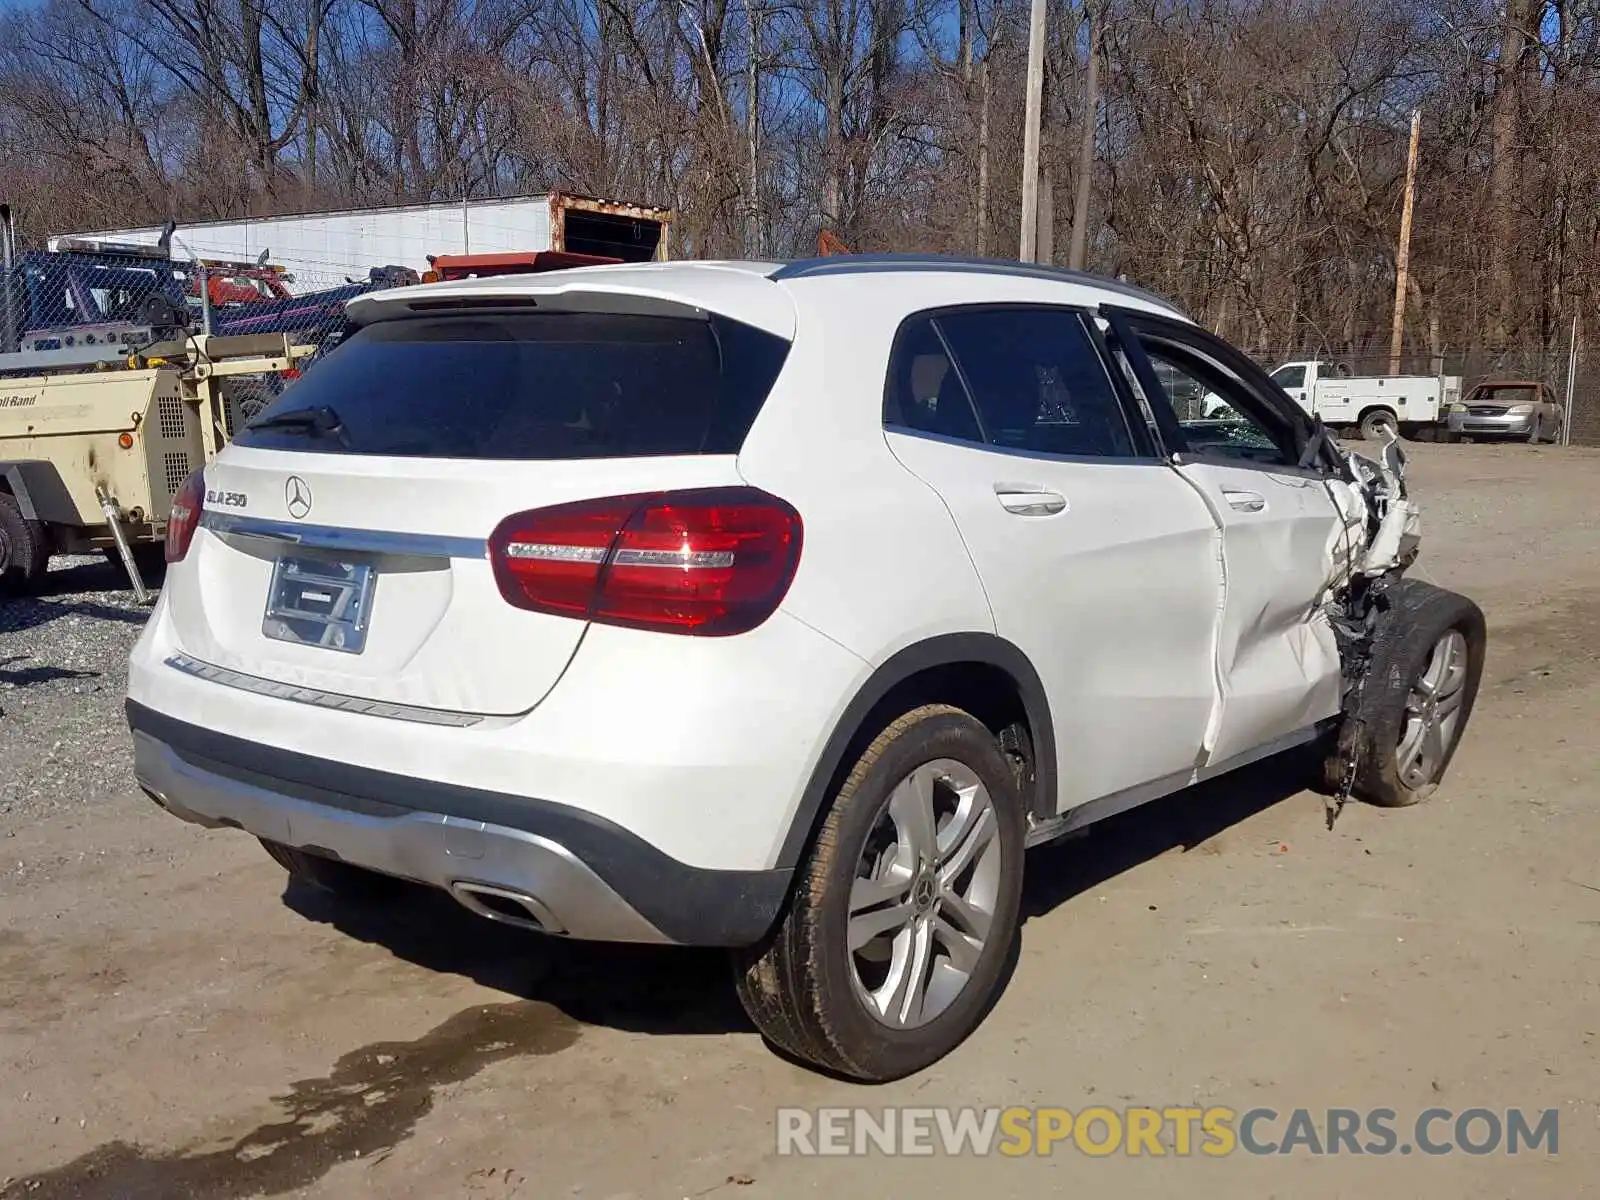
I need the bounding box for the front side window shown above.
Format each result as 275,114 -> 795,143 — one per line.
1134,337 -> 1293,466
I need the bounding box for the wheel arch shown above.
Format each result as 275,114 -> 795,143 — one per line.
1,459 -> 77,525
774,632 -> 1057,870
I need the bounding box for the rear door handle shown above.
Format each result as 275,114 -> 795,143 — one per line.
995,485 -> 1067,516
1223,489 -> 1266,513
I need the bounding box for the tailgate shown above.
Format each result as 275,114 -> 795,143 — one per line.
164,305 -> 790,716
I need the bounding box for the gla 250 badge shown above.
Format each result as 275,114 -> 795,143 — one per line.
206,489 -> 248,509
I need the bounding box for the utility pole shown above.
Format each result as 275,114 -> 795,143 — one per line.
746,0 -> 762,257
0,203 -> 16,355
1037,67 -> 1054,262
1038,159 -> 1055,264
1019,0 -> 1047,262
1069,3 -> 1100,270
1388,108 -> 1421,374
1563,312 -> 1579,446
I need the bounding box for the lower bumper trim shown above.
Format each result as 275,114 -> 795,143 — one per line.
127,700 -> 793,946
1448,418 -> 1535,436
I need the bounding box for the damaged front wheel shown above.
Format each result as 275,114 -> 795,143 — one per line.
1341,579 -> 1487,807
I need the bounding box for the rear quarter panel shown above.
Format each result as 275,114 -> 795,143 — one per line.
734,277 -> 996,663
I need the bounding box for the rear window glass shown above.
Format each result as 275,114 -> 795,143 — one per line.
234,311 -> 791,460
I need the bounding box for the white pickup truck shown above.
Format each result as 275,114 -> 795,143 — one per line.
1230,360 -> 1462,441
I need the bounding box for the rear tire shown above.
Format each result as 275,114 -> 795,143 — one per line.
734,705 -> 1025,1081
0,493 -> 50,597
260,839 -> 397,899
1345,580 -> 1486,807
1359,408 -> 1398,441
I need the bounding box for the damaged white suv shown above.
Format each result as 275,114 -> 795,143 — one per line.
126,255 -> 1485,1081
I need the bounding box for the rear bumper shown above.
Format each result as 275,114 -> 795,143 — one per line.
128,701 -> 793,946
128,585 -> 871,873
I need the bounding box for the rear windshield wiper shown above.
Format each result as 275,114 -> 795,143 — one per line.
246,404 -> 350,446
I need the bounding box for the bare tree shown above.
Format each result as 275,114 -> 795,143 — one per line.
0,0 -> 1596,361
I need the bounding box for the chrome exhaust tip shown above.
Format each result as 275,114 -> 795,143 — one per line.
448,881 -> 564,934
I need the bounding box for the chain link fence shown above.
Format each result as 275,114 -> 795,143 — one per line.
7,239 -> 1600,446
0,246 -> 413,422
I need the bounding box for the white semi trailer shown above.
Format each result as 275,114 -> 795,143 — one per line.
55,193 -> 673,282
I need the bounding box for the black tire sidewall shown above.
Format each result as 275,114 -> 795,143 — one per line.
0,493 -> 47,595
1355,580 -> 1487,806
1361,410 -> 1396,441
807,710 -> 1025,1080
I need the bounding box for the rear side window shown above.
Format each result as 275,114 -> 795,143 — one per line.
881,317 -> 983,442
885,306 -> 1136,459
235,311 -> 790,460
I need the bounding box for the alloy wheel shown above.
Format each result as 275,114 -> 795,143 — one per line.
1396,629 -> 1469,793
847,759 -> 1005,1029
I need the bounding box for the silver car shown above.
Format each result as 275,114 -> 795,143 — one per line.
1447,380 -> 1564,443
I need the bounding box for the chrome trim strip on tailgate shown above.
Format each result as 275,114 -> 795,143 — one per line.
165,652 -> 484,727
201,511 -> 488,559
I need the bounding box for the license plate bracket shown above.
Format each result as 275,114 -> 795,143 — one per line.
262,555 -> 377,654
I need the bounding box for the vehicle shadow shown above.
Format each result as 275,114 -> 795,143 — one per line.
1019,748 -> 1318,922
281,877 -> 755,1036
0,655 -> 99,686
0,595 -> 149,635
39,555 -> 141,597
280,748 -> 1321,1048
0,559 -> 152,635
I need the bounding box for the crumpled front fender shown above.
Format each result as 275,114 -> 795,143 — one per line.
1324,428 -> 1421,594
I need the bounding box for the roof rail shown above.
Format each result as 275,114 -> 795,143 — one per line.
769,253 -> 1184,316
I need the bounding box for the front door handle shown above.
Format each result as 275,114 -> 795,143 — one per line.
1224,489 -> 1266,513
995,485 -> 1067,516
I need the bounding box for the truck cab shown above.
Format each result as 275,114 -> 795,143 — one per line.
190,262 -> 294,309
1266,359 -> 1348,410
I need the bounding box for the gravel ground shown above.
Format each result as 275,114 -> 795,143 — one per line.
0,556 -> 150,822
1,443 -> 1598,1199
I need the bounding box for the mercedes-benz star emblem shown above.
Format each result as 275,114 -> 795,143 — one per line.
285,476 -> 313,520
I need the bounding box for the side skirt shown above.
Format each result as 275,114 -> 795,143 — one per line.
1024,720 -> 1335,849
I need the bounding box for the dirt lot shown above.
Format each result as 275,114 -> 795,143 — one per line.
1,442 -> 1597,1198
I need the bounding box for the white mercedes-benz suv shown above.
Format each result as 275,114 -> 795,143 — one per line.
127,255 -> 1485,1080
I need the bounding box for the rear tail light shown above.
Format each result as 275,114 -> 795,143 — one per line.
488,487 -> 802,636
166,467 -> 206,563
